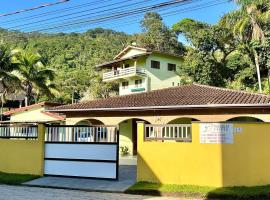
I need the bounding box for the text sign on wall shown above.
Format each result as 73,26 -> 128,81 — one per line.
200,123 -> 234,144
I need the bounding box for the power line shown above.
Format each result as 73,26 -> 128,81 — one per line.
64,0 -> 228,33
8,0 -> 155,31
45,0 -> 203,33
0,0 -> 109,25
0,0 -> 115,26
21,0 -> 193,32
0,0 -> 70,17
0,0 -> 230,38
18,0 -> 193,32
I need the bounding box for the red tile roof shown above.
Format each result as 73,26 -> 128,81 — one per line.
40,111 -> 66,121
50,84 -> 270,112
4,102 -> 62,116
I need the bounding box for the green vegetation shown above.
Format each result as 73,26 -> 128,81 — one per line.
127,182 -> 270,199
173,0 -> 270,93
127,182 -> 214,195
0,171 -> 39,185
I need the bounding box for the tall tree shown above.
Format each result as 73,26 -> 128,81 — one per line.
0,45 -> 21,120
220,0 -> 270,92
173,19 -> 236,86
135,12 -> 184,55
12,50 -> 56,105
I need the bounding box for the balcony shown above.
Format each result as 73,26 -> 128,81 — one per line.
103,67 -> 146,82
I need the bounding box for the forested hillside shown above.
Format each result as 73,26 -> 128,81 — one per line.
0,0 -> 269,105
0,28 -> 131,103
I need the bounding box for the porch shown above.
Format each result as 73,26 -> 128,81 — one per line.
103,67 -> 146,82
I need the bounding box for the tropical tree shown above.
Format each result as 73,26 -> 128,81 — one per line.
220,0 -> 270,92
81,74 -> 118,101
173,19 -> 237,86
0,45 -> 22,120
135,12 -> 185,55
12,50 -> 56,105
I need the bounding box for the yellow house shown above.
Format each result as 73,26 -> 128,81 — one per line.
4,102 -> 65,123
3,46 -> 270,187
46,46 -> 270,187
49,83 -> 270,187
50,83 -> 270,154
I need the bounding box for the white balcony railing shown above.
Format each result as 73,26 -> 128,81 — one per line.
103,67 -> 146,81
145,124 -> 192,142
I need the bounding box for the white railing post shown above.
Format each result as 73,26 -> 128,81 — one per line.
103,66 -> 146,81
144,124 -> 192,142
45,125 -> 117,143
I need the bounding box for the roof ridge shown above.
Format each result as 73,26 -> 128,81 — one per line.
70,83 -> 270,107
193,83 -> 270,98
4,101 -> 61,116
77,84 -> 193,105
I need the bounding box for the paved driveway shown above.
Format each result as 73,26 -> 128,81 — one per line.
0,185 -> 185,200
24,165 -> 137,192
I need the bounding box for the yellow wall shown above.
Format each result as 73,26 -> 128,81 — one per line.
120,48 -> 146,59
10,106 -> 57,122
137,122 -> 270,187
222,123 -> 270,186
0,124 -> 45,175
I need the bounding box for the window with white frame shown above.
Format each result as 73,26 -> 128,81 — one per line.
135,79 -> 143,88
122,81 -> 129,89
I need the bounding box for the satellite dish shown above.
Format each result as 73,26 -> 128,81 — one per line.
131,42 -> 137,46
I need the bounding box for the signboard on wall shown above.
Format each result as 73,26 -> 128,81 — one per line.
200,123 -> 234,144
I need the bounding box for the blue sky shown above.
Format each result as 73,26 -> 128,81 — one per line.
0,0 -> 238,34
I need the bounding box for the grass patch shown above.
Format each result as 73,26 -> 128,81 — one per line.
127,182 -> 270,199
0,171 -> 39,185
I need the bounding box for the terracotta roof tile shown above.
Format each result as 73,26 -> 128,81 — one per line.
51,84 -> 270,111
4,102 -> 62,116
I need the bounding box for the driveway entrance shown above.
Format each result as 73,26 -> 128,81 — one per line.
24,157 -> 137,193
44,125 -> 118,180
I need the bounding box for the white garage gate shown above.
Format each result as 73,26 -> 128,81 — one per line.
44,125 -> 119,180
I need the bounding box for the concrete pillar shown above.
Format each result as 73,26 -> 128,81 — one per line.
136,121 -> 145,181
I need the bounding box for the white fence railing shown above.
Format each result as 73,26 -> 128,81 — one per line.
0,125 -> 38,139
103,67 -> 146,80
145,124 -> 192,142
45,125 -> 118,143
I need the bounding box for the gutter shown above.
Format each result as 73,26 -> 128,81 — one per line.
47,103 -> 270,112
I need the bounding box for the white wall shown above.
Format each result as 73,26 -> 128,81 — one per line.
44,143 -> 118,179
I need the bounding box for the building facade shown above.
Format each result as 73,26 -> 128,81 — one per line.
98,46 -> 182,95
3,102 -> 65,123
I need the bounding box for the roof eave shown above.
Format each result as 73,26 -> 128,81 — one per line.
96,53 -> 151,69
48,103 -> 270,112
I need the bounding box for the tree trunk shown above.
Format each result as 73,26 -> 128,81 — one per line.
0,101 -> 3,122
247,6 -> 265,41
268,69 -> 270,93
0,94 -> 4,122
254,50 -> 262,93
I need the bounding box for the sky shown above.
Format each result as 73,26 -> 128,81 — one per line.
0,0 -> 238,34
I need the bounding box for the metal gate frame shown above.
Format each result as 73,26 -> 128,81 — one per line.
44,125 -> 119,180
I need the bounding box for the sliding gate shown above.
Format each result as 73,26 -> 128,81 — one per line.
44,125 -> 119,180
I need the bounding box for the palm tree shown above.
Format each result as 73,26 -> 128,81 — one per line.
0,45 -> 21,120
12,50 -> 56,105
221,0 -> 270,92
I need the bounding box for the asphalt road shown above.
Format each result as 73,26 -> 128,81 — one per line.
0,185 -> 191,200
